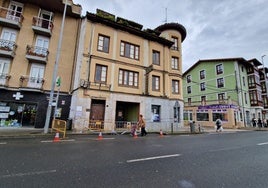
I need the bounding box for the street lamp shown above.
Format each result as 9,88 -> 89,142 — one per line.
44,0 -> 68,133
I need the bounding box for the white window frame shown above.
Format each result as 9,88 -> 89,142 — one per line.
28,63 -> 44,88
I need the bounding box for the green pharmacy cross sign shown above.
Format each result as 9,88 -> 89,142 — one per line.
56,76 -> 61,87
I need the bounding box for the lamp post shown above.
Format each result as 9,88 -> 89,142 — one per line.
44,0 -> 68,133
262,55 -> 267,120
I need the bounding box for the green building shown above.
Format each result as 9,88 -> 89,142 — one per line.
183,58 -> 266,128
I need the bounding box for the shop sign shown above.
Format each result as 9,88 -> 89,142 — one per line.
0,106 -> 10,112
0,113 -> 9,118
198,104 -> 238,110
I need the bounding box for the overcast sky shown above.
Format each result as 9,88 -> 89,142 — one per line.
73,0 -> 268,72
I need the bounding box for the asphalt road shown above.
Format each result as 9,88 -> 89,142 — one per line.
0,131 -> 268,188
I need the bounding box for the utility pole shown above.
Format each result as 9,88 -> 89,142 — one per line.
44,0 -> 68,133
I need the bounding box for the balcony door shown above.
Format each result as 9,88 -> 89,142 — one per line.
35,36 -> 49,56
28,63 -> 44,88
7,1 -> 23,22
0,58 -> 10,85
38,9 -> 53,29
0,28 -> 17,50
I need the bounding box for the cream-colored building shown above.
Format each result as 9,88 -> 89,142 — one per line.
0,0 -> 81,128
70,10 -> 187,132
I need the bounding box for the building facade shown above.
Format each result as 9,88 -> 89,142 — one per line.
0,0 -> 81,128
183,58 -> 266,128
70,9 -> 187,132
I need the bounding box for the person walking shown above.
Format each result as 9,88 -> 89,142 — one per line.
215,117 -> 223,132
138,114 -> 147,136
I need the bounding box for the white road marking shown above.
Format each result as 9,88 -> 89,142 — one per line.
0,142 -> 7,145
257,142 -> 268,146
126,154 -> 181,163
41,139 -> 75,143
89,138 -> 116,141
0,170 -> 56,178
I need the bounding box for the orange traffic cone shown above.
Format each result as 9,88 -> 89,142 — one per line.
53,132 -> 60,142
160,129 -> 163,137
133,130 -> 138,139
98,131 -> 103,140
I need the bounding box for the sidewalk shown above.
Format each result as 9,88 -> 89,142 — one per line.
0,126 -> 256,139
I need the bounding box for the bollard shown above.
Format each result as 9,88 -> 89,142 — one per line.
171,123 -> 173,134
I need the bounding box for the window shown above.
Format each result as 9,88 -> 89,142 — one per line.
28,63 -> 44,88
187,98 -> 191,105
95,64 -> 107,83
183,110 -> 193,121
218,93 -> 225,103
200,70 -> 205,79
171,36 -> 178,50
249,90 -> 258,105
187,86 -> 191,94
97,35 -> 110,53
120,41 -> 139,60
242,77 -> 245,86
118,69 -> 138,87
151,105 -> 160,122
261,82 -> 266,93
248,75 -> 256,88
196,110 -> 209,121
200,82 -> 205,91
174,105 -> 180,122
35,36 -> 49,56
7,1 -> 23,22
152,75 -> 160,91
216,64 -> 223,74
212,110 -> 228,121
201,96 -> 206,105
186,75 -> 191,83
152,50 -> 160,65
217,78 -> 224,88
172,80 -> 179,94
244,92 -> 248,104
171,57 -> 179,70
0,28 -> 17,50
38,9 -> 53,29
0,58 -> 10,81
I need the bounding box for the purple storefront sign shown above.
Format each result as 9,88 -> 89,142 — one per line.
198,104 -> 238,110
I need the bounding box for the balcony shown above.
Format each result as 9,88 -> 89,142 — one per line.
80,79 -> 111,91
19,75 -> 44,91
25,45 -> 49,63
0,73 -> 11,87
0,39 -> 17,58
184,99 -> 238,107
0,6 -> 24,29
32,16 -> 54,37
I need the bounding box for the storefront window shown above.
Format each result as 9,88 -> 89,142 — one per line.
212,110 -> 228,121
0,102 -> 37,127
183,110 -> 193,121
196,110 -> 209,121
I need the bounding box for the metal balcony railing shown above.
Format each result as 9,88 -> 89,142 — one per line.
32,16 -> 54,36
0,39 -> 17,57
26,45 -> 49,63
80,79 -> 111,91
0,73 -> 11,86
19,75 -> 44,90
0,6 -> 24,28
